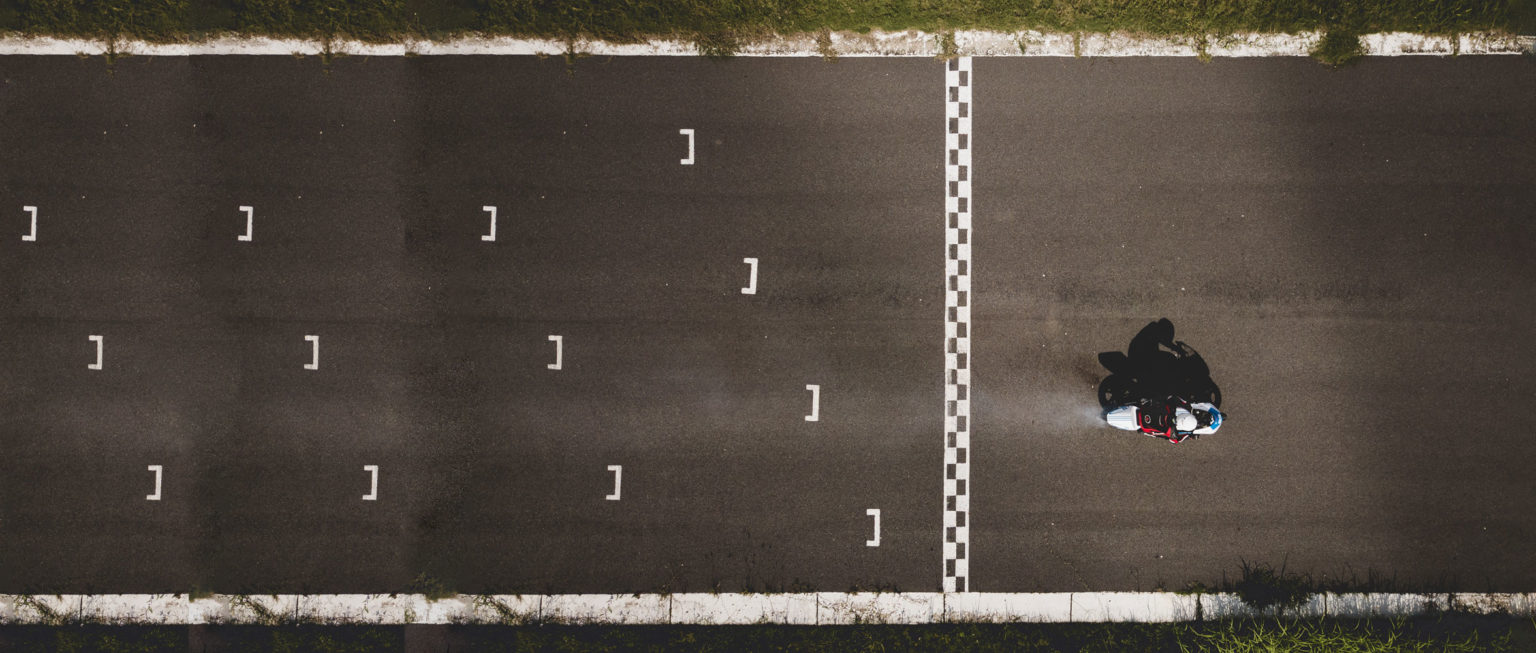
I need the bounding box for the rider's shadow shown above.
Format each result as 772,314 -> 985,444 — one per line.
1097,318 -> 1222,409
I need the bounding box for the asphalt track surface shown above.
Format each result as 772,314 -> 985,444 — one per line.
0,55 -> 1532,594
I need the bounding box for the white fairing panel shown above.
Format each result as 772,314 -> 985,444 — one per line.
1106,406 -> 1139,431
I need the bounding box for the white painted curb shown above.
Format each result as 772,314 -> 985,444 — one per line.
819,592 -> 945,624
542,594 -> 671,625
944,592 -> 1074,622
670,593 -> 818,625
1070,592 -> 1199,622
0,31 -> 1529,57
1,592 -> 1532,625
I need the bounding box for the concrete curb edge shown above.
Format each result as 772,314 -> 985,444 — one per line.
0,31 -> 1530,57
1,592 -> 1530,625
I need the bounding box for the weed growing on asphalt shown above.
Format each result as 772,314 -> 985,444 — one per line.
408,573 -> 455,602
1313,28 -> 1367,66
936,31 -> 958,60
815,29 -> 837,62
226,595 -> 286,626
1229,560 -> 1315,616
11,596 -> 69,626
468,595 -> 538,625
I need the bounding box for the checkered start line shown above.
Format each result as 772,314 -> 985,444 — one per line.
942,56 -> 973,594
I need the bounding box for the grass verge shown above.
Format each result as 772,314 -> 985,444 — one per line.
2,616 -> 1533,652
0,0 -> 1527,64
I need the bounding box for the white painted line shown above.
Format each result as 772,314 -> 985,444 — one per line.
87,335 -> 103,370
547,335 -> 562,370
21,205 -> 37,241
678,129 -> 695,165
237,205 -> 253,241
362,465 -> 378,501
605,465 -> 622,500
481,205 -> 497,241
740,257 -> 758,294
805,384 -> 820,421
304,335 -> 320,370
866,509 -> 881,547
145,465 -> 162,501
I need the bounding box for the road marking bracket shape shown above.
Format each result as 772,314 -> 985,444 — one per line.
362,465 -> 379,501
606,465 -> 622,500
22,205 -> 37,241
304,335 -> 320,370
548,335 -> 562,370
238,206 -> 253,241
88,335 -> 103,370
482,206 -> 497,241
146,465 -> 162,501
679,129 -> 695,165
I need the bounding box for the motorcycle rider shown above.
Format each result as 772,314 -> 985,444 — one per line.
1141,396 -> 1223,443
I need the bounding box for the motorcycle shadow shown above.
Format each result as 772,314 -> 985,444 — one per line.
1097,318 -> 1222,410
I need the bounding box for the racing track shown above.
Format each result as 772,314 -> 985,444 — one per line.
0,54 -> 1532,594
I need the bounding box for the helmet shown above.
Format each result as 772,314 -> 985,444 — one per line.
1175,411 -> 1197,432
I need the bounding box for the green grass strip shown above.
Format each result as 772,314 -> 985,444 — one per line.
0,0 -> 1529,50
3,616 -> 1535,652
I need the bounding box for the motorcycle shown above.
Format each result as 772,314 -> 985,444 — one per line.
1105,397 -> 1223,444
